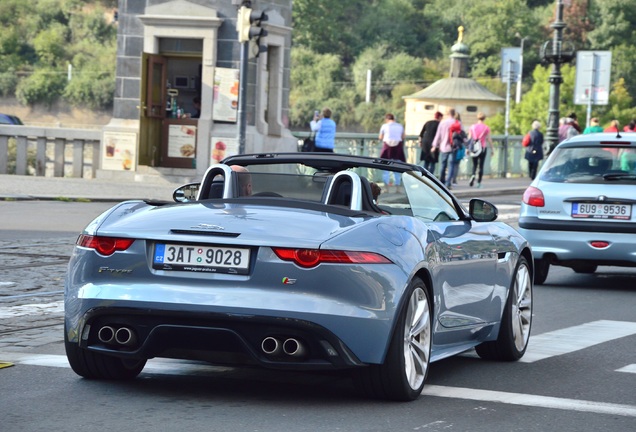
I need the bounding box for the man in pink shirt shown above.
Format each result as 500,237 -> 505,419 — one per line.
431,107 -> 457,187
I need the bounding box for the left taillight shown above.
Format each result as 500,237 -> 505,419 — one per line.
272,248 -> 392,268
77,235 -> 135,256
522,186 -> 545,207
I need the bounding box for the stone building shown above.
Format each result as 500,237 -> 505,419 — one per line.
403,27 -> 505,136
101,0 -> 295,181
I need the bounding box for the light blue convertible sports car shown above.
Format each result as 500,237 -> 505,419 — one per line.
65,153 -> 534,401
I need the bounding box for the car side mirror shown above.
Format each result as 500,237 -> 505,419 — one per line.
469,198 -> 498,222
173,183 -> 201,203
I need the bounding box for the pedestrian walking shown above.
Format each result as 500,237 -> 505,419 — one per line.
378,113 -> 406,190
523,120 -> 544,180
623,120 -> 636,133
583,117 -> 604,134
431,107 -> 456,187
558,117 -> 579,143
310,108 -> 337,152
568,112 -> 582,134
467,112 -> 493,188
449,112 -> 466,187
604,119 -> 620,133
418,111 -> 442,174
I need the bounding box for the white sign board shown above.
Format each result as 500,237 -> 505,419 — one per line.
501,47 -> 521,83
574,51 -> 612,105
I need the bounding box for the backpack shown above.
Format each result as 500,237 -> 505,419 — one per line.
452,130 -> 466,161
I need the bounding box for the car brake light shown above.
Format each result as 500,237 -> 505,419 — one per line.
77,235 -> 135,256
522,186 -> 545,207
272,248 -> 392,268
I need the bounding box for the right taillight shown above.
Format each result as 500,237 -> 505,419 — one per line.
522,186 -> 545,207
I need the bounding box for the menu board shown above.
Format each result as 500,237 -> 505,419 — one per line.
168,124 -> 197,158
211,137 -> 239,164
212,67 -> 239,123
102,131 -> 137,171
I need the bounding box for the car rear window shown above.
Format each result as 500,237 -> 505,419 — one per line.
540,145 -> 636,183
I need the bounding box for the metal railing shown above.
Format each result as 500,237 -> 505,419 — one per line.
0,124 -> 527,179
293,132 -> 527,179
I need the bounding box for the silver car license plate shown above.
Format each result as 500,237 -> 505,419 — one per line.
571,202 -> 632,220
153,243 -> 251,273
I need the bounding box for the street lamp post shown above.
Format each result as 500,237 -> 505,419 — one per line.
541,0 -> 575,154
515,34 -> 528,104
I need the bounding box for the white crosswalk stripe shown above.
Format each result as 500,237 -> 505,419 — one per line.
520,320 -> 636,363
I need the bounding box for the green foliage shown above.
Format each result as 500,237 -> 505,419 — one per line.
0,69 -> 19,97
0,0 -> 116,109
16,68 -> 66,106
33,23 -> 69,66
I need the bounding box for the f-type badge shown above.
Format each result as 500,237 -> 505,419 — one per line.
190,223 -> 225,230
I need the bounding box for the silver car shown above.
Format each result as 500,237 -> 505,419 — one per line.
518,133 -> 636,284
65,153 -> 533,401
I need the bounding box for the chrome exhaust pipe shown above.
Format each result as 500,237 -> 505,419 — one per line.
283,338 -> 306,357
261,337 -> 282,356
97,326 -> 116,344
114,327 -> 137,347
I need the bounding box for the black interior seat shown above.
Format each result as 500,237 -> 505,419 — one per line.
328,177 -> 352,207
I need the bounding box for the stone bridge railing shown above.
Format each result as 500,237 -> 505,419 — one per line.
0,125 -> 101,178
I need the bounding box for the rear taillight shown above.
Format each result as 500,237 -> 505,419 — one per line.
272,248 -> 392,268
77,235 -> 134,256
522,186 -> 545,207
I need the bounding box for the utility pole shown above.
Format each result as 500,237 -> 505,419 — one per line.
541,0 -> 574,155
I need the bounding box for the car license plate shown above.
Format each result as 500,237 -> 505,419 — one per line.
571,202 -> 632,220
153,243 -> 250,274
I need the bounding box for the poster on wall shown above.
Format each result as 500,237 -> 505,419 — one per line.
102,131 -> 137,171
211,137 -> 239,164
168,124 -> 197,158
212,67 -> 239,123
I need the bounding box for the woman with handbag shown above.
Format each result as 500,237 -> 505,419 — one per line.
378,113 -> 406,191
467,112 -> 493,188
309,108 -> 336,152
524,120 -> 544,180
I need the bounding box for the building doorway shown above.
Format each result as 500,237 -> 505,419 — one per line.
139,39 -> 202,169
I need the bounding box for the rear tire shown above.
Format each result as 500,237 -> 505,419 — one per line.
534,258 -> 549,285
476,256 -> 532,361
354,277 -> 431,401
65,325 -> 146,380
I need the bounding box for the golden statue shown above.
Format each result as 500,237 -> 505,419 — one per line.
457,26 -> 464,44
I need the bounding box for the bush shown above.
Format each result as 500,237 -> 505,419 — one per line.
16,68 -> 66,106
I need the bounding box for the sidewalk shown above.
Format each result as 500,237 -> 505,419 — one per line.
0,173 -> 531,202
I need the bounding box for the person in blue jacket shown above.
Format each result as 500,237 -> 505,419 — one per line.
310,108 -> 336,152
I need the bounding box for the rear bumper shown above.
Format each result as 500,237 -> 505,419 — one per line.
67,306 -> 367,370
517,217 -> 636,265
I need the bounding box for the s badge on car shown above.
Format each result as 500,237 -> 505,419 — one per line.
282,277 -> 296,285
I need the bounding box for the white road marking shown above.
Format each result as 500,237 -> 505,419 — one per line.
1,352 -> 635,417
617,364 -> 636,374
520,320 -> 636,363
0,301 -> 64,318
422,385 -> 636,418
